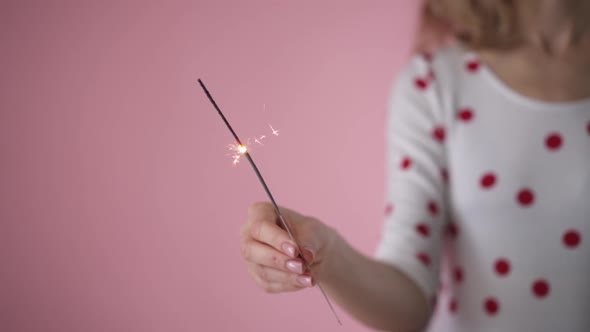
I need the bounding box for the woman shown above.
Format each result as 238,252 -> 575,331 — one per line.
240,1 -> 590,331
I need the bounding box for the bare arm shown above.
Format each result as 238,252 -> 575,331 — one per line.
319,230 -> 430,332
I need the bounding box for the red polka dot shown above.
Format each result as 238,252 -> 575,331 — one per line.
480,172 -> 497,189
384,203 -> 393,216
453,266 -> 463,283
466,60 -> 481,72
416,223 -> 430,237
563,229 -> 581,248
428,201 -> 439,217
494,258 -> 510,276
423,52 -> 433,62
483,297 -> 499,316
401,157 -> 412,170
447,222 -> 459,238
516,189 -> 535,206
441,168 -> 449,183
415,78 -> 428,90
458,108 -> 474,122
417,252 -> 430,266
532,279 -> 550,298
545,132 -> 563,150
432,126 -> 445,143
449,298 -> 458,313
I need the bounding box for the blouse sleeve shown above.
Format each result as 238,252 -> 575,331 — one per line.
375,55 -> 449,303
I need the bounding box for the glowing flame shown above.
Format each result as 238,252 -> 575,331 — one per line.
228,143 -> 248,165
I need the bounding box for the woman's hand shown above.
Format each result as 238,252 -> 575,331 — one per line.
240,202 -> 337,293
241,202 -> 429,331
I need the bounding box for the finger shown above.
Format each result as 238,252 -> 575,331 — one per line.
248,264 -> 304,293
248,264 -> 313,293
241,240 -> 304,273
300,246 -> 316,265
248,263 -> 301,283
258,281 -> 307,294
247,203 -> 298,258
248,201 -> 306,232
248,202 -> 278,224
273,207 -> 321,264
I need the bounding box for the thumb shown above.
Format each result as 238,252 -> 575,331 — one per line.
277,207 -> 325,265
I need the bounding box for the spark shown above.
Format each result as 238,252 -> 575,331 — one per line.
224,121 -> 281,166
254,134 -> 266,145
226,127 -> 279,165
268,123 -> 279,136
228,143 -> 248,165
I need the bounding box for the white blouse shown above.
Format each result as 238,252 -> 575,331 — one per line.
376,46 -> 590,331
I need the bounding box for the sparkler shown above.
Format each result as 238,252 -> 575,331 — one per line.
198,78 -> 342,325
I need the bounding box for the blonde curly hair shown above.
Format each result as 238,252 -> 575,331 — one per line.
415,0 -> 520,52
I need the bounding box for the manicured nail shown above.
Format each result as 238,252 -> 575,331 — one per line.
301,246 -> 315,263
286,260 -> 303,274
281,242 -> 297,258
297,275 -> 313,287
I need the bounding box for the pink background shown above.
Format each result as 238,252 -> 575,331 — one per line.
1,1 -> 421,331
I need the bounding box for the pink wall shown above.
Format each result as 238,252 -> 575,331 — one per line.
1,1 -> 421,331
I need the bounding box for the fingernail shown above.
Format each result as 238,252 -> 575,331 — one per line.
297,275 -> 313,287
281,242 -> 297,258
286,260 -> 303,274
301,247 -> 315,263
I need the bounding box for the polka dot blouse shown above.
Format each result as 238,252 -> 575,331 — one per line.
375,46 -> 590,331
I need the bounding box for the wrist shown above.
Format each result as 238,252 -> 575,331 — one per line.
314,225 -> 346,282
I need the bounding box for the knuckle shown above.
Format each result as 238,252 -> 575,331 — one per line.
248,202 -> 269,216
240,222 -> 249,239
251,269 -> 266,288
250,219 -> 264,241
240,242 -> 251,260
270,231 -> 284,249
247,265 -> 258,281
262,283 -> 275,293
255,277 -> 268,291
271,255 -> 284,270
258,266 -> 270,282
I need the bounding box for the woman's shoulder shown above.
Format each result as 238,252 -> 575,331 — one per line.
399,45 -> 477,86
388,45 -> 481,121
391,45 -> 483,110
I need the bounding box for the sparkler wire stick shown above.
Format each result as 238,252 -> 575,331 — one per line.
198,78 -> 342,325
